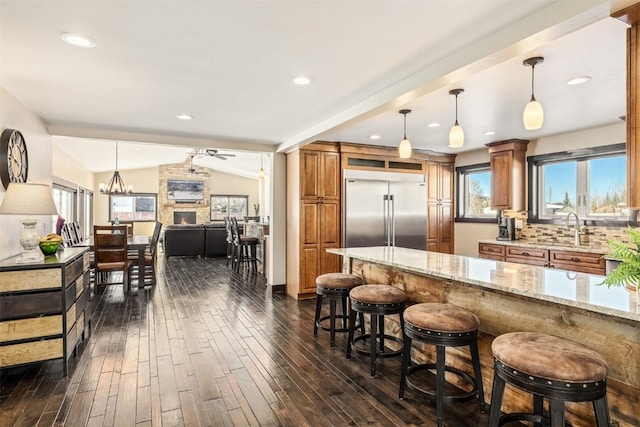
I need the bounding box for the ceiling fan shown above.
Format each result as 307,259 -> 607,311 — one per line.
187,154 -> 210,175
194,148 -> 236,160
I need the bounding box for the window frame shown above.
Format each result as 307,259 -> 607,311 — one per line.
210,194 -> 249,221
108,193 -> 158,222
455,162 -> 498,223
527,143 -> 629,226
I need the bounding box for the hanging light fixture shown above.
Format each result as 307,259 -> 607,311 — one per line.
522,56 -> 544,130
448,88 -> 464,148
99,141 -> 132,195
258,154 -> 265,178
398,109 -> 412,158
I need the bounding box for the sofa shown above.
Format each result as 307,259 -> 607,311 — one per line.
163,222 -> 240,259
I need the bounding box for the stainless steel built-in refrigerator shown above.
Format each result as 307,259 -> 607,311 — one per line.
344,170 -> 427,250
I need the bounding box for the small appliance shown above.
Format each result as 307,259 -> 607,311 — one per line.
497,217 -> 516,241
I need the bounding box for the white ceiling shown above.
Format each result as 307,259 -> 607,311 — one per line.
0,1 -> 632,177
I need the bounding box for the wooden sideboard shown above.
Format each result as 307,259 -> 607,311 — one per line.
0,247 -> 92,375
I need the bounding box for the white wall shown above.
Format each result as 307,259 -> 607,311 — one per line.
52,144 -> 94,190
0,87 -> 54,260
453,122 -> 626,257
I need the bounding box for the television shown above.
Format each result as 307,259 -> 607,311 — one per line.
167,179 -> 205,202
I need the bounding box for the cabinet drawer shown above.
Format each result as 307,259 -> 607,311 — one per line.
65,255 -> 85,287
479,253 -> 505,261
0,338 -> 63,367
479,243 -> 505,257
549,250 -> 605,274
506,246 -> 549,262
66,303 -> 76,333
0,291 -> 62,320
0,269 -> 61,292
506,256 -> 549,267
0,315 -> 62,342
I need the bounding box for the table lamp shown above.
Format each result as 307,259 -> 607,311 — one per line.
0,182 -> 58,263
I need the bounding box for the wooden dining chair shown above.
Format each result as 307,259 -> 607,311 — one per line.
70,221 -> 84,243
93,225 -> 132,292
128,222 -> 162,287
61,223 -> 75,247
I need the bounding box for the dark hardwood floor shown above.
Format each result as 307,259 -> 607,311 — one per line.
0,255 -> 489,426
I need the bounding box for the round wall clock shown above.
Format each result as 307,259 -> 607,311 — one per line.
0,128 -> 29,189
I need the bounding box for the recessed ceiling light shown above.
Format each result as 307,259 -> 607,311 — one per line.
293,75 -> 313,85
567,76 -> 591,86
483,131 -> 496,136
427,122 -> 440,128
60,33 -> 96,48
369,134 -> 381,140
176,114 -> 193,120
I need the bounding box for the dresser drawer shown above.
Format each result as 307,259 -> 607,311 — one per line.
0,316 -> 62,342
0,269 -> 61,292
0,291 -> 62,320
65,255 -> 86,287
0,338 -> 63,367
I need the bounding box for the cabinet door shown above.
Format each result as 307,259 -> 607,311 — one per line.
300,247 -> 319,294
301,151 -> 320,199
301,202 -> 319,245
491,150 -> 513,210
320,152 -> 340,200
427,202 -> 440,245
426,161 -> 441,201
319,201 -> 341,275
439,203 -> 453,253
439,163 -> 454,203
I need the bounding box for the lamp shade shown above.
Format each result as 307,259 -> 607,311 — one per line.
0,183 -> 58,215
398,138 -> 412,158
448,124 -> 464,148
523,99 -> 544,130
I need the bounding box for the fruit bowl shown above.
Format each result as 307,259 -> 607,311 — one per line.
39,240 -> 61,256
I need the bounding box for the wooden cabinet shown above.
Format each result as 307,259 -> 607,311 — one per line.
549,249 -> 605,275
426,160 -> 454,253
287,143 -> 342,299
478,242 -> 606,275
478,243 -> 506,261
0,248 -> 92,375
486,139 -> 528,211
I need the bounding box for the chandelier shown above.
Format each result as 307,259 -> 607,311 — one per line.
99,141 -> 132,195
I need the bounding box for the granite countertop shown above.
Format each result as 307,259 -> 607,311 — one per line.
328,246 -> 639,322
477,239 -> 610,255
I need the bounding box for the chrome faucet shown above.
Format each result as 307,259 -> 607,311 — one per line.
565,212 -> 582,246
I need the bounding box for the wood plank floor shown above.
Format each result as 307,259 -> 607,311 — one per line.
0,255 -> 490,426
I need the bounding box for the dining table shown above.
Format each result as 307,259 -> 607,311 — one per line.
75,234 -> 150,293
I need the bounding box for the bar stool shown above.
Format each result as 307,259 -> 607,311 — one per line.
489,332 -> 610,427
231,217 -> 259,272
399,303 -> 485,427
346,284 -> 407,377
313,273 -> 364,347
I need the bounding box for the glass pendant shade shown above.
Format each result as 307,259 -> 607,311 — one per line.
448,123 -> 464,148
398,138 -> 412,158
398,109 -> 412,158
523,97 -> 544,130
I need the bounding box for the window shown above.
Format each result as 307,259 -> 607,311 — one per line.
52,184 -> 77,223
109,193 -> 157,222
528,143 -> 626,223
456,163 -> 497,221
210,195 -> 248,221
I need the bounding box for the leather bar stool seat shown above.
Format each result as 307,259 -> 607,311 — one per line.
346,284 -> 407,377
313,273 -> 364,347
489,331 -> 611,426
399,303 -> 486,427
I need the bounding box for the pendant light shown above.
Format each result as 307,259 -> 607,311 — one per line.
448,89 -> 464,148
398,109 -> 412,158
99,141 -> 132,195
258,154 -> 265,178
522,56 -> 544,130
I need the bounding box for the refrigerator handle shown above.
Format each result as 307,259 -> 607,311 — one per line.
383,194 -> 389,246
390,194 -> 395,246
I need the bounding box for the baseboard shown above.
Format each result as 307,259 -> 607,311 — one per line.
270,283 -> 286,294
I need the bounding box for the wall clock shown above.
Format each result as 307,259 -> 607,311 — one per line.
0,128 -> 29,190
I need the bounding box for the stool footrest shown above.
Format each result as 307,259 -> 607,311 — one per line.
350,334 -> 403,358
405,363 -> 479,403
497,412 -> 545,426
316,314 -> 350,333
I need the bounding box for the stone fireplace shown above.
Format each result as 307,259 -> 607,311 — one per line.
174,211 -> 197,224
159,162 -> 211,226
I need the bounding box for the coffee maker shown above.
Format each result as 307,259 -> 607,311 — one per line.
497,217 -> 516,241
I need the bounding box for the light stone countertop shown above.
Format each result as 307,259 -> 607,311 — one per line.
328,246 -> 639,323
477,239 -> 610,255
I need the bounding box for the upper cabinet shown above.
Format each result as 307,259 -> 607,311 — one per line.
300,150 -> 340,200
486,139 -> 529,211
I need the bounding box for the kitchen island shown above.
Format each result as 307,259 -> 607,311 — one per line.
328,246 -> 639,427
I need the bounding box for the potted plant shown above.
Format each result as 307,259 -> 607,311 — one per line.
601,226 -> 640,291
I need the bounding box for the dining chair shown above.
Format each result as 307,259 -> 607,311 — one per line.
128,222 -> 162,287
93,225 -> 132,292
70,221 -> 84,243
110,220 -> 134,236
61,223 -> 75,247
224,217 -> 235,267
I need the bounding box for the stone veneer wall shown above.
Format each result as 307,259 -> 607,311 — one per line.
502,210 -> 633,247
158,161 -> 211,226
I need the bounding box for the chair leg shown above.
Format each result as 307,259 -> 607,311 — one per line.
470,341 -> 486,412
346,307 -> 357,359
549,399 -> 565,426
329,297 -> 337,347
593,395 -> 611,427
533,394 -> 544,427
436,345 -> 446,427
370,314 -> 378,377
313,294 -> 323,336
488,372 -> 506,426
399,335 -> 412,398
